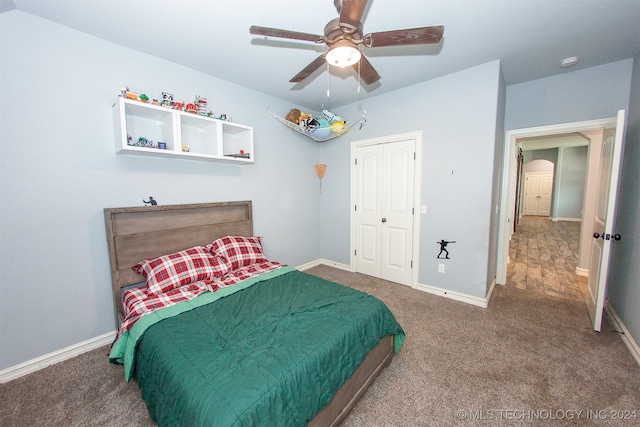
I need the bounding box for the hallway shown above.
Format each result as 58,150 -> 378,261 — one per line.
505,216 -> 588,302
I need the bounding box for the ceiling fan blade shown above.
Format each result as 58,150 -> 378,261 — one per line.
250,26 -> 324,43
290,54 -> 327,82
352,55 -> 380,85
338,0 -> 368,33
365,25 -> 444,47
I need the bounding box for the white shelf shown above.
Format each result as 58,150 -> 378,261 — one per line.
113,97 -> 253,164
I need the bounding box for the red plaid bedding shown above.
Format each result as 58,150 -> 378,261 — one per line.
117,261 -> 283,339
207,236 -> 267,271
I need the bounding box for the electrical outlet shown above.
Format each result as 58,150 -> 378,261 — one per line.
438,263 -> 445,273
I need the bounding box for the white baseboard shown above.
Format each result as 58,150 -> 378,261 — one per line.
605,302 -> 640,366
575,267 -> 589,277
297,259 -> 352,272
486,278 -> 497,305
414,282 -> 491,308
552,217 -> 582,222
0,331 -> 116,384
302,258 -> 493,308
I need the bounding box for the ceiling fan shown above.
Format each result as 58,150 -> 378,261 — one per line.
249,0 -> 444,85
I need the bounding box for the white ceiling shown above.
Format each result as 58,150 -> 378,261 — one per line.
4,0 -> 640,110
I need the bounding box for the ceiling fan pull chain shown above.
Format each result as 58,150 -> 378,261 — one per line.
327,62 -> 331,97
357,60 -> 361,93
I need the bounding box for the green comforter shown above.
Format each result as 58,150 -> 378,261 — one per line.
126,267 -> 404,426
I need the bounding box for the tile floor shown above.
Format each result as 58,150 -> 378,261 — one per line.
505,216 -> 588,302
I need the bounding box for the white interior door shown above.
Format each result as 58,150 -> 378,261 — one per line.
523,172 -> 553,216
586,110 -> 626,332
380,141 -> 415,285
537,173 -> 553,216
354,145 -> 382,278
354,139 -> 415,286
523,173 -> 540,215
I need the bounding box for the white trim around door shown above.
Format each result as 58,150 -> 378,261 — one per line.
497,117 -> 618,286
350,131 -> 422,288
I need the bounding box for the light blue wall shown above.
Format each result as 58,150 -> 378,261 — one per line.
506,59 -> 633,130
556,146 -> 588,219
0,11 -> 322,369
318,61 -> 504,298
608,53 -> 640,345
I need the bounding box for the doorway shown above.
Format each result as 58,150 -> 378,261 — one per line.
509,147 -> 588,299
497,116 -> 618,287
350,131 -> 422,287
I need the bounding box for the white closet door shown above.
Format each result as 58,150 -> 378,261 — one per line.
354,145 -> 382,278
355,139 -> 415,285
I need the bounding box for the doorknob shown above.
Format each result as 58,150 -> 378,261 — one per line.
594,232 -> 623,241
381,218 -> 387,223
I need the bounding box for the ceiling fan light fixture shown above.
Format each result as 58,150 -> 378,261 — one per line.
326,42 -> 361,68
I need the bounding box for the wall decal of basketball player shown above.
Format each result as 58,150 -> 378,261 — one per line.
436,240 -> 456,259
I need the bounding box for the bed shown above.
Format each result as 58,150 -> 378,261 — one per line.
104,201 -> 404,426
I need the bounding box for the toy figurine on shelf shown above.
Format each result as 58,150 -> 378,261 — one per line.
173,101 -> 184,111
161,92 -> 173,108
195,95 -> 207,116
139,94 -> 149,103
185,103 -> 198,114
130,137 -> 157,148
120,86 -> 140,101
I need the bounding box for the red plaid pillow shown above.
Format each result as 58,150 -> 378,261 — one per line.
132,246 -> 228,295
207,236 -> 266,271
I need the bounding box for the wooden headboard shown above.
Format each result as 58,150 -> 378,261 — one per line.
104,201 -> 253,326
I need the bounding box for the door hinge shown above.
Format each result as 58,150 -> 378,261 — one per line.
354,249 -> 357,256
414,152 -> 416,160
411,260 -> 413,268
355,158 -> 357,165
412,207 -> 415,215
354,205 -> 357,211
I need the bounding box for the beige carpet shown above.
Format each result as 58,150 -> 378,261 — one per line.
2,265 -> 639,426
